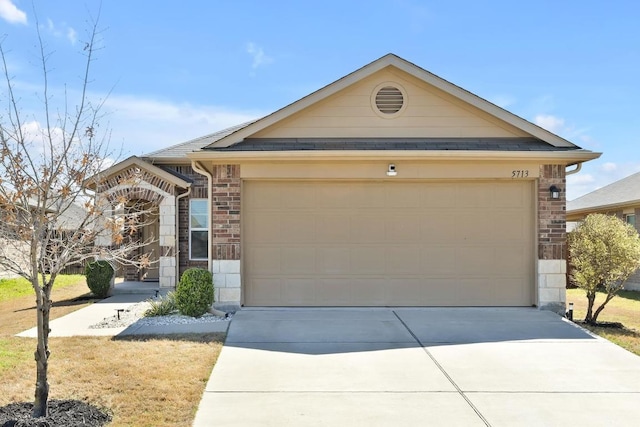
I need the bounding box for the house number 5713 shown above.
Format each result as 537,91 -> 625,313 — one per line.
511,170 -> 529,178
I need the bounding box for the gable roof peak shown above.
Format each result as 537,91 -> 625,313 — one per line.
201,54 -> 581,151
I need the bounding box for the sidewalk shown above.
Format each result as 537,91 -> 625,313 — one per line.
16,294 -> 229,338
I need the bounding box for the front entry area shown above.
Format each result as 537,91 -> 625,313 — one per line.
243,180 -> 534,306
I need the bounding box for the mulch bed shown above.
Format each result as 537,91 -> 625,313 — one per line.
0,400 -> 111,427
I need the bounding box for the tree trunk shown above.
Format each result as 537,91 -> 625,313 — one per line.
592,292 -> 616,324
585,292 -> 596,324
32,285 -> 51,418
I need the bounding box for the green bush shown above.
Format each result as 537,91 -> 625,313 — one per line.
84,260 -> 114,298
175,268 -> 214,317
144,291 -> 177,317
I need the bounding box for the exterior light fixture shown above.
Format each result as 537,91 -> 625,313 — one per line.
387,164 -> 397,177
566,302 -> 574,321
549,185 -> 560,199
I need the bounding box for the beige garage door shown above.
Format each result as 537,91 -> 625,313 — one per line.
243,181 -> 533,306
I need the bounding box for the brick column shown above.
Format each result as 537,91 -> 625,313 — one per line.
538,164 -> 567,313
211,165 -> 241,307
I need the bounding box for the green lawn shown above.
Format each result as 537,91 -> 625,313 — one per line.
566,288 -> 640,356
0,275 -> 85,302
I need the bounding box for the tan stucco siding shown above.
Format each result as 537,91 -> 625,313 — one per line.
252,68 -> 530,139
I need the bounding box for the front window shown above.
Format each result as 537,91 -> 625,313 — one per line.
190,199 -> 208,260
626,214 -> 636,228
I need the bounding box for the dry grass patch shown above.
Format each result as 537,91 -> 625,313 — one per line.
0,334 -> 224,427
567,288 -> 640,356
1,276 -> 226,426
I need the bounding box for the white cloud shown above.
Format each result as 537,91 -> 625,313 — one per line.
534,114 -> 565,134
566,172 -> 596,201
102,94 -> 264,155
567,161 -> 640,200
67,27 -> 78,45
42,18 -> 77,45
0,0 -> 27,25
246,42 -> 274,69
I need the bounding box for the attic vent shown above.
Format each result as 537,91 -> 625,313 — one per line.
375,86 -> 404,114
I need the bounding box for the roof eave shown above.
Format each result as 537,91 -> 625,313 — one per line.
187,149 -> 601,164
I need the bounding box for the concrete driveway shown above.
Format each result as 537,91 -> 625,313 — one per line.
194,308 -> 640,426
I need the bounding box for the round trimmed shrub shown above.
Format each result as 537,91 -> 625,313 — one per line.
176,268 -> 214,317
84,260 -> 114,298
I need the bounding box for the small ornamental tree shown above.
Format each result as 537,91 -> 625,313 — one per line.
0,9 -> 155,418
569,213 -> 640,324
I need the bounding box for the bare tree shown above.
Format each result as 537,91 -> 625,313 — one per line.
0,11 -> 153,417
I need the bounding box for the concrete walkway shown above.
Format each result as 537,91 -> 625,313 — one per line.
16,294 -> 229,338
194,308 -> 640,427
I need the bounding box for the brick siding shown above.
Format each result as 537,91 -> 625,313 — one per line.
211,165 -> 241,261
538,164 -> 566,260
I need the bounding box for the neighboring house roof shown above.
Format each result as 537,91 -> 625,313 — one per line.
55,201 -> 89,230
204,54 -> 582,150
143,121 -> 256,161
567,171 -> 640,215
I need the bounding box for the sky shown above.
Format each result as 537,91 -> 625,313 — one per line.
1,0 -> 639,200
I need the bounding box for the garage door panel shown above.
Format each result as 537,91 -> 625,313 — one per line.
421,185 -> 456,208
495,213 -> 528,241
249,182 -> 282,208
316,215 -> 352,243
351,184 -> 386,208
317,247 -> 351,274
349,279 -> 388,304
244,181 -> 533,307
280,215 -> 316,243
386,246 -> 422,274
387,215 -> 423,242
315,279 -> 354,305
283,185 -> 317,209
351,247 -> 386,274
281,247 -> 316,274
494,246 -> 529,275
248,214 -> 282,243
456,185 -> 495,208
350,216 -> 387,243
457,247 -> 496,276
282,278 -> 317,305
420,247 -> 457,276
317,184 -> 355,208
495,183 -> 532,208
421,215 -> 457,243
386,184 -> 422,208
249,247 -> 281,275
246,278 -> 281,306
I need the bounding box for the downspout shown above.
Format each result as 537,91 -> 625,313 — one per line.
175,184 -> 191,289
191,160 -> 213,272
566,162 -> 582,176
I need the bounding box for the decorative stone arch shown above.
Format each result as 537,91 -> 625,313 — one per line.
87,156 -> 191,289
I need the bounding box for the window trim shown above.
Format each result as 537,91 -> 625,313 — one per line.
189,198 -> 209,261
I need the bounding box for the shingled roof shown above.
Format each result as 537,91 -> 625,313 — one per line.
208,137 -> 572,152
567,171 -> 640,212
143,121 -> 255,160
